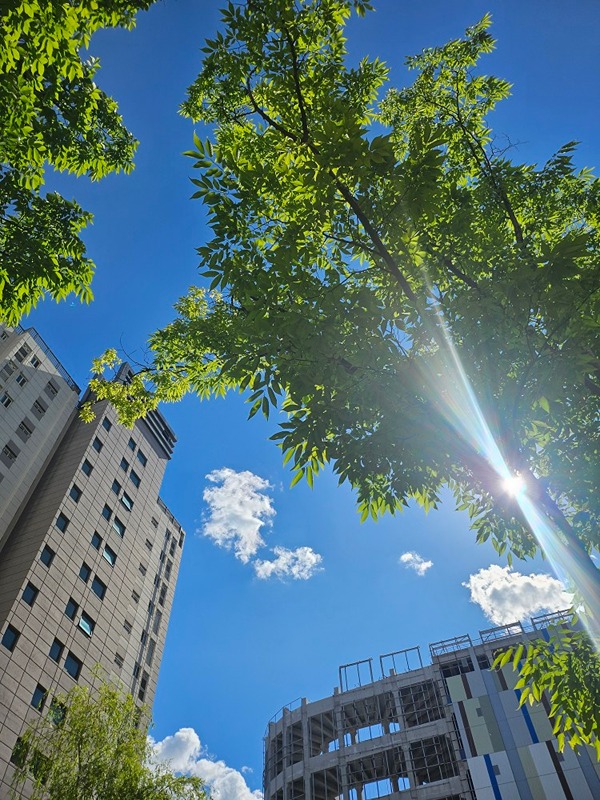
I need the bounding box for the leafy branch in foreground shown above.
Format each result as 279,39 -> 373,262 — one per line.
494,625 -> 600,757
10,677 -> 206,800
0,0 -> 155,323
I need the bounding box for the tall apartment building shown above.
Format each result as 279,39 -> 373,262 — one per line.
264,613 -> 600,800
0,325 -> 185,796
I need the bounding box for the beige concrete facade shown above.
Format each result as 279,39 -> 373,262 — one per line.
0,326 -> 185,797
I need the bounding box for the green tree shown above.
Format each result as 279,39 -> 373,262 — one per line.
0,0 -> 154,324
10,678 -> 206,800
88,0 -> 600,752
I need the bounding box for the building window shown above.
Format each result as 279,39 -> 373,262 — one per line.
22,582 -> 39,606
165,560 -> 172,581
138,671 -> 149,701
31,684 -> 47,711
15,343 -> 32,362
169,539 -> 176,557
69,484 -> 82,503
49,638 -> 64,663
46,380 -> 59,397
0,360 -> 15,379
1,624 -> 20,652
133,662 -> 141,679
91,576 -> 107,600
81,459 -> 93,476
111,479 -> 121,495
56,512 -> 69,532
79,563 -> 92,583
178,530 -> 184,548
18,420 -> 33,439
78,612 -> 95,637
137,450 -> 147,467
48,698 -> 67,726
114,653 -> 124,668
16,372 -> 27,387
91,532 -> 102,550
0,392 -> 12,408
102,545 -> 116,566
2,443 -> 17,462
102,417 -> 112,432
131,590 -> 140,604
139,563 -> 147,577
123,620 -> 133,634
40,544 -> 55,567
64,651 -> 82,680
120,492 -> 133,511
158,583 -> 167,607
10,738 -> 28,768
32,398 -> 47,417
65,598 -> 78,620
112,517 -> 125,537
128,437 -> 136,451
102,504 -> 112,520
30,355 -> 41,368
129,470 -> 140,488
141,630 -> 148,646
120,457 -> 129,472
145,639 -> 156,667
145,538 -> 153,551
151,517 -> 158,528
152,610 -> 162,634
92,437 -> 103,453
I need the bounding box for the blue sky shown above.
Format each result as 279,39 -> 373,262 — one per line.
27,1 -> 599,796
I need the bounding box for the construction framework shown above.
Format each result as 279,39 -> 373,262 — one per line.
263,611 -> 600,800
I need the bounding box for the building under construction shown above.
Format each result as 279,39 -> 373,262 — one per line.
263,611 -> 600,800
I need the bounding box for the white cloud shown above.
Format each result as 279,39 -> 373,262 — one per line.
399,551 -> 433,576
463,564 -> 573,625
201,468 -> 275,563
152,728 -> 262,800
253,546 -> 323,581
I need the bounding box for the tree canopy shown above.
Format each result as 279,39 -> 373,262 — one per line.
88,0 -> 600,752
0,0 -> 154,323
10,678 -> 206,800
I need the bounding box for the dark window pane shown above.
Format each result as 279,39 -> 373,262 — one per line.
91,532 -> 102,550
91,576 -> 106,599
102,504 -> 111,520
69,484 -> 82,502
31,684 -> 47,710
64,652 -> 82,680
56,512 -> 69,532
92,437 -> 103,452
1,624 -> 19,652
79,563 -> 91,583
40,544 -> 55,566
65,598 -> 78,620
81,459 -> 93,476
129,470 -> 140,488
137,450 -> 147,467
102,417 -> 112,432
49,638 -> 64,663
22,582 -> 38,606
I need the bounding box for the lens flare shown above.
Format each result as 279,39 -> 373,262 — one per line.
503,474 -> 525,498
415,299 -> 599,648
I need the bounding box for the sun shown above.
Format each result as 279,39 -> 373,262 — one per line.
503,474 -> 526,498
